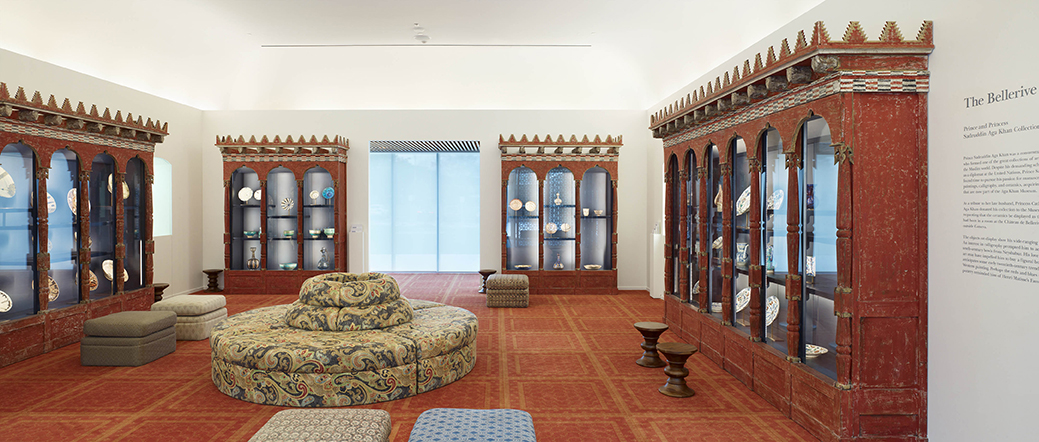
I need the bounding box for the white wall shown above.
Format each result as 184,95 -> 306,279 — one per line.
201,110 -> 654,290
645,0 -> 1039,439
0,48 -> 206,296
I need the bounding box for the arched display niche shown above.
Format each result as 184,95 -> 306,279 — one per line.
653,21 -> 932,441
499,134 -> 621,295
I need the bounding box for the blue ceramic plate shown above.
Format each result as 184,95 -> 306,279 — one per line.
322,186 -> 335,199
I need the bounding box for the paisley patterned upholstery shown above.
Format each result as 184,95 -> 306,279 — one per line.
288,273 -> 414,331
211,295 -> 478,406
485,273 -> 529,290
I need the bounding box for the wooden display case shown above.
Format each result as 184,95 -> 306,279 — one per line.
500,134 -> 620,295
216,135 -> 348,295
652,21 -> 932,441
0,82 -> 167,367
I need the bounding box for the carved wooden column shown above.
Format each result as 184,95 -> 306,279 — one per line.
223,179 -> 232,269
144,172 -> 154,287
259,179 -> 268,271
663,170 -> 673,296
574,179 -> 582,267
36,167 -> 50,310
678,168 -> 689,302
697,166 -> 709,311
834,141 -> 854,388
114,170 -> 125,296
748,155 -> 763,341
501,178 -> 508,270
296,178 -> 304,266
79,171 -> 91,301
537,177 -> 545,271
611,178 -> 618,272
720,160 -> 733,325
784,152 -> 802,361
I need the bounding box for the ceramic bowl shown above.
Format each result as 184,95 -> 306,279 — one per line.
243,230 -> 258,238
593,209 -> 604,216
323,228 -> 335,236
283,230 -> 295,237
309,229 -> 322,237
280,263 -> 298,270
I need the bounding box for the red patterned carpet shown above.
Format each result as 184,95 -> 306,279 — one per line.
0,273 -> 816,441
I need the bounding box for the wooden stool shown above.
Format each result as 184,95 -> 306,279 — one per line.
634,321 -> 669,368
153,282 -> 170,302
478,269 -> 497,293
656,342 -> 698,398
203,269 -> 223,292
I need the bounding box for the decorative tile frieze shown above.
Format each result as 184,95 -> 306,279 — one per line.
216,134 -> 349,163
0,119 -> 157,152
498,134 -> 622,156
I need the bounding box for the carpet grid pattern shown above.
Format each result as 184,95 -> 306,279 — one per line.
0,273 -> 816,441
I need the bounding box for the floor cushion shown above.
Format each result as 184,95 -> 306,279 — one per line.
249,408 -> 391,442
408,408 -> 536,442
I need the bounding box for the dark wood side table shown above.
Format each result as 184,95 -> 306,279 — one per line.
634,321 -> 669,368
478,269 -> 497,293
203,269 -> 223,292
656,342 -> 698,398
153,283 -> 170,303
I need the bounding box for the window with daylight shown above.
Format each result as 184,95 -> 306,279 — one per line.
369,141 -> 480,272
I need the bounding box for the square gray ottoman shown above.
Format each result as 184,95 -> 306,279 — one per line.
250,409 -> 391,442
80,311 -> 177,366
151,294 -> 227,340
408,408 -> 536,442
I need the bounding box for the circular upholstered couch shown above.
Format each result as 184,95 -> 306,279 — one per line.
210,273 -> 477,407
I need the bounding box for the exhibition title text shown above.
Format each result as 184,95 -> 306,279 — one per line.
964,85 -> 1037,109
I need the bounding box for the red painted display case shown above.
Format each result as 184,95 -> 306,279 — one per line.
0,82 -> 167,367
651,22 -> 932,441
499,134 -> 620,295
216,135 -> 348,295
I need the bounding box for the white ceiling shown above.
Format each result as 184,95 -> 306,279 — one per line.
1,0 -> 825,111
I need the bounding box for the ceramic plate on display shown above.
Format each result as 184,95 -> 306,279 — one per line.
767,189 -> 784,210
122,269 -> 129,282
67,188 -> 77,213
88,271 -> 99,291
735,243 -> 748,265
712,236 -> 723,249
0,165 -> 16,198
692,280 -> 700,294
735,287 -> 751,313
48,277 -> 59,302
524,201 -> 537,213
107,175 -> 130,199
253,189 -> 262,201
102,260 -> 115,281
509,198 -> 522,211
583,264 -> 602,270
0,290 -> 11,312
514,264 -> 532,269
309,190 -> 320,201
806,344 -> 828,357
559,223 -> 571,233
322,187 -> 335,199
47,192 -> 57,214
765,296 -> 780,326
545,222 -> 558,234
281,197 -> 294,212
735,187 -> 751,215
238,186 -> 253,202
711,302 -> 722,313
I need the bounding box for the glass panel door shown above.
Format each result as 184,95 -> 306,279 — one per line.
266,166 -> 298,270
506,166 -> 538,270
580,166 -> 611,271
231,167 -> 261,270
47,149 -> 79,309
765,129 -> 790,352
685,152 -> 698,307
89,154 -> 116,299
803,116 -> 838,378
302,166 -> 334,271
123,158 -> 145,291
544,166 -> 575,271
0,143 -> 37,320
708,144 -> 724,319
732,137 -> 752,333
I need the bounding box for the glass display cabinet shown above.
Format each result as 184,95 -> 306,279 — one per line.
653,21 -> 933,440
0,81 -> 166,367
499,134 -> 620,295
217,135 -> 349,294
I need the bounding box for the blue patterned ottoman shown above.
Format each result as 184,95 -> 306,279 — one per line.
408,408 -> 536,442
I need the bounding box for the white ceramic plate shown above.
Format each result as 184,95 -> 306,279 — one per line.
238,186 -> 253,202
735,287 -> 751,313
0,290 -> 11,312
47,192 -> 56,214
253,189 -> 262,201
766,296 -> 780,326
281,197 -> 294,212
560,223 -> 571,233
48,276 -> 60,301
806,344 -> 828,357
88,270 -> 99,291
509,198 -> 522,211
309,190 -> 319,201
583,264 -> 602,270
735,187 -> 751,215
712,236 -> 723,249
711,302 -> 722,313
67,188 -> 77,213
692,280 -> 700,294
0,165 -> 16,198
524,200 -> 537,212
107,174 -> 130,199
767,189 -> 784,210
545,222 -> 558,234
102,260 -> 115,281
